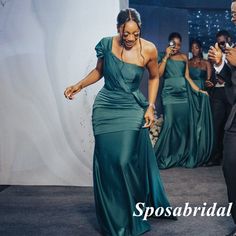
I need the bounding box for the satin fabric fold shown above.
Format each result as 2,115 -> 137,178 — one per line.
92,38 -> 172,235
93,129 -> 170,235
189,67 -> 207,90
155,55 -> 213,169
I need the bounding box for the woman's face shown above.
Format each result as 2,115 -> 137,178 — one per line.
118,20 -> 140,49
191,43 -> 201,57
171,37 -> 181,55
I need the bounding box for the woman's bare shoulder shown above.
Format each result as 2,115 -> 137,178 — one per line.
140,38 -> 157,51
203,59 -> 211,65
180,53 -> 188,61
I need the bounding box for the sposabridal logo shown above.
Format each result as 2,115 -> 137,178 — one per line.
133,202 -> 233,220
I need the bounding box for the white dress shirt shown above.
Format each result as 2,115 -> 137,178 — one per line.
214,54 -> 226,87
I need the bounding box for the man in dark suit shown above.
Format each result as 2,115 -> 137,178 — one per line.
205,30 -> 233,166
208,1 -> 236,235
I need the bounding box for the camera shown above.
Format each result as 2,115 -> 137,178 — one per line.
218,41 -> 227,53
218,41 -> 235,53
169,40 -> 176,48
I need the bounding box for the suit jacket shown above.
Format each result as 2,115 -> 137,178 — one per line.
219,63 -> 236,130
208,66 -> 232,99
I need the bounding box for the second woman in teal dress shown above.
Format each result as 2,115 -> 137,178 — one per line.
154,33 -> 214,169
189,39 -> 212,90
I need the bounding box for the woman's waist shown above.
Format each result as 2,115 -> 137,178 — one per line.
164,76 -> 186,80
162,80 -> 187,96
99,86 -> 138,96
94,87 -> 148,108
163,77 -> 187,88
94,87 -> 138,106
104,82 -> 140,91
190,76 -> 205,81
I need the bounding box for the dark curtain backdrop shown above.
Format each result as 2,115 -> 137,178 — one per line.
130,1 -> 233,115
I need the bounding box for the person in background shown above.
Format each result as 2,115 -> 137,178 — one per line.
205,30 -> 233,167
189,39 -> 212,90
208,1 -> 236,235
154,32 -> 213,169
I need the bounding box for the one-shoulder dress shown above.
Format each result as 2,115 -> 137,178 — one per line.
92,37 -> 171,236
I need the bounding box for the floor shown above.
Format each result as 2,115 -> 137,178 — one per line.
0,166 -> 234,236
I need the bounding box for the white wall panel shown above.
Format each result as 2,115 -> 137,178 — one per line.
0,0 -> 128,186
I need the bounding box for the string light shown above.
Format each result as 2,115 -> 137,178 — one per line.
188,9 -> 236,51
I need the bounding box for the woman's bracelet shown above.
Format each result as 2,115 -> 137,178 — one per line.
162,57 -> 167,63
148,103 -> 156,110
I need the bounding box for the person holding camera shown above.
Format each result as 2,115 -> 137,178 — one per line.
208,1 -> 236,235
205,30 -> 233,167
154,32 -> 213,169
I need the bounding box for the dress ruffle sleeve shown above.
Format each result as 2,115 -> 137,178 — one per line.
95,38 -> 105,58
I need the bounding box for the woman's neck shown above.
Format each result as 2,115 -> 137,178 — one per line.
192,56 -> 202,64
192,55 -> 201,60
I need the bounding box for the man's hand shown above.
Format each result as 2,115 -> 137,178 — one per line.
205,80 -> 214,88
216,77 -> 225,84
208,43 -> 223,66
225,47 -> 236,67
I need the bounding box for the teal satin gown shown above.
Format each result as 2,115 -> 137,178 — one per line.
92,37 -> 171,236
154,54 -> 214,169
189,66 -> 207,90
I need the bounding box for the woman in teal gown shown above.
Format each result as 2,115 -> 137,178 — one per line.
64,9 -> 174,236
154,33 -> 214,169
189,39 -> 212,90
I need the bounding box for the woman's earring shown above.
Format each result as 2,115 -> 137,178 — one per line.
120,38 -> 124,46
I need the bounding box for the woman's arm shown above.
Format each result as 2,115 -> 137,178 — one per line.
143,44 -> 160,127
147,46 -> 159,107
64,59 -> 103,99
184,55 -> 208,95
184,54 -> 201,91
158,47 -> 172,77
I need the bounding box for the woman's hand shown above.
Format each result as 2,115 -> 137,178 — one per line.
199,90 -> 209,96
143,107 -> 155,128
64,83 -> 82,100
165,46 -> 173,58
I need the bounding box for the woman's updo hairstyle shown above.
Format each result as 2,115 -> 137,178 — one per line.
168,32 -> 182,42
116,8 -> 145,66
116,8 -> 141,29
